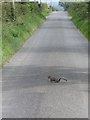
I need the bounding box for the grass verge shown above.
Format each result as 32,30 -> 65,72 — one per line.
2,2 -> 51,67
68,10 -> 88,39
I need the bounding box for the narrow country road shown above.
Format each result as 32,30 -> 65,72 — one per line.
2,11 -> 88,118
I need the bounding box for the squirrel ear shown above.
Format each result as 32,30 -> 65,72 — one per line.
48,76 -> 50,78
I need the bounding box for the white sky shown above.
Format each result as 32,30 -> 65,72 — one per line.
41,0 -> 59,2
29,0 -> 59,3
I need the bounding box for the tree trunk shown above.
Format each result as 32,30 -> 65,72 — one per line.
10,1 -> 15,21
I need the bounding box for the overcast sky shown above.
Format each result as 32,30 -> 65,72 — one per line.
29,0 -> 59,4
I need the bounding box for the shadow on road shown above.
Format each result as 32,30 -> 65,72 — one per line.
2,65 -> 88,91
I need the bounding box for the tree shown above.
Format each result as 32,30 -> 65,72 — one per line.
10,0 -> 16,21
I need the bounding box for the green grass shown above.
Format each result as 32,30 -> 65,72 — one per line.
2,2 -> 51,67
67,8 -> 88,40
0,20 -> 2,67
2,13 -> 44,65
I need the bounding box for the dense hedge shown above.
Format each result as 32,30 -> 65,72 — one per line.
2,2 -> 51,66
64,2 -> 88,40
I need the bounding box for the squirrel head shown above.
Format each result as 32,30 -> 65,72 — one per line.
48,76 -> 51,79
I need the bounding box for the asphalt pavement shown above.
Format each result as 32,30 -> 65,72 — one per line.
2,11 -> 88,118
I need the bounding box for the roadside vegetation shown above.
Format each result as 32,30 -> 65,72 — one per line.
64,2 -> 88,40
0,21 -> 1,67
1,2 -> 51,67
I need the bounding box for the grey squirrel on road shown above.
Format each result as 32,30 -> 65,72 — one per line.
48,76 -> 67,83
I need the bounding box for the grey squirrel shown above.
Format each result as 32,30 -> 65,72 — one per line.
48,76 -> 67,83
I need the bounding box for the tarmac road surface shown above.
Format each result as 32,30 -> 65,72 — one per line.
2,11 -> 88,118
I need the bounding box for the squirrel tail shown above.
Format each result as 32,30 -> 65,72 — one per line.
62,78 -> 67,81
